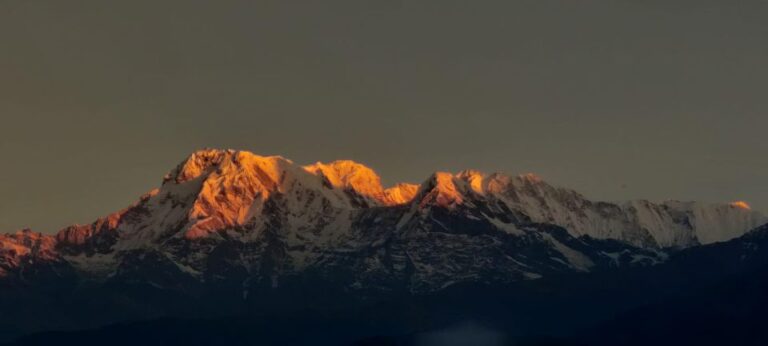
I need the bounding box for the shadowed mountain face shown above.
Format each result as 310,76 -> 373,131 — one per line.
0,149 -> 765,344
6,224 -> 768,346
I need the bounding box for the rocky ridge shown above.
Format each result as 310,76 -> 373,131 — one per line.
0,149 -> 764,294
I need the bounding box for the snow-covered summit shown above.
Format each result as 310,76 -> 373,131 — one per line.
0,149 -> 764,293
411,169 -> 765,247
34,148 -> 768,249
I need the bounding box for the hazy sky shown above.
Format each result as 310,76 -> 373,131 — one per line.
1,0 -> 767,233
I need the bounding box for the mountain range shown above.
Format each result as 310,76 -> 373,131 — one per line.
1,149 -> 766,345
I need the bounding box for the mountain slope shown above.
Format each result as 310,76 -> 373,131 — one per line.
10,224 -> 768,346
1,149 -> 764,286
0,149 -> 765,341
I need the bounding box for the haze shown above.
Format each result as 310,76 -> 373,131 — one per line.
1,0 -> 767,233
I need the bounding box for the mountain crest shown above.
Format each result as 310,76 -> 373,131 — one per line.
1,149 -> 765,278
383,183 -> 420,205
731,201 -> 752,210
303,160 -> 386,206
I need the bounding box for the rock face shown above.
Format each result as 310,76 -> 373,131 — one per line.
0,149 -> 764,295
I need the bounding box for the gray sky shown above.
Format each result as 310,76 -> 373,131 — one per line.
1,0 -> 767,233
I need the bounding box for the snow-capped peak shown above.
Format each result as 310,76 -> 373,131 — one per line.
0,149 -> 765,298
303,160 -> 386,205
303,160 -> 423,207
0,229 -> 59,276
2,149 -> 764,273
153,150 -> 352,239
164,149 -> 294,185
409,169 -> 765,247
414,172 -> 469,208
383,183 -> 420,205
731,201 -> 752,210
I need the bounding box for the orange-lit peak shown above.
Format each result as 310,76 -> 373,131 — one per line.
730,201 -> 752,210
383,183 -> 419,205
419,172 -> 464,207
518,173 -> 543,183
167,149 -> 291,184
457,170 -> 487,194
0,229 -> 57,260
303,160 -> 385,198
168,149 -> 231,183
160,150 -> 300,240
457,169 -> 485,177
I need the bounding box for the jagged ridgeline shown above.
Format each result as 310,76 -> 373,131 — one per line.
1,149 -> 764,291
0,150 -> 766,291
1,149 -> 767,344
